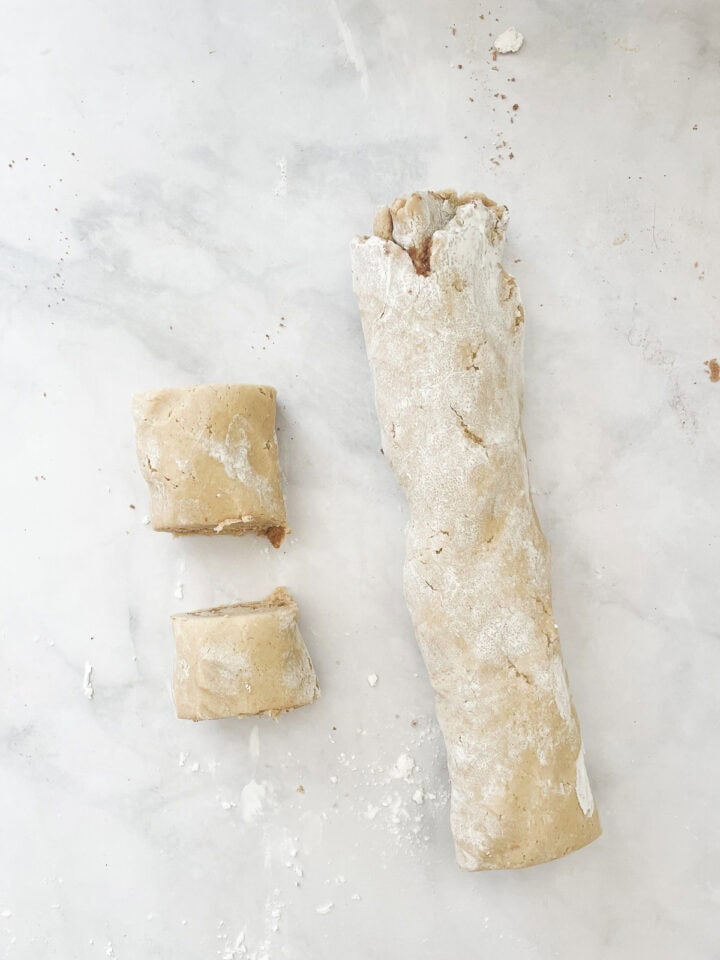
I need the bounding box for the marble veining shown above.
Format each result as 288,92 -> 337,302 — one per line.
1,0 -> 718,957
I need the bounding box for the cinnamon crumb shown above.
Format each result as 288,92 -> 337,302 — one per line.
266,526 -> 286,548
705,358 -> 720,383
407,235 -> 433,276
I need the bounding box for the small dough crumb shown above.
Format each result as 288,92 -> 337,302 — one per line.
367,673 -> 378,687
494,27 -> 524,53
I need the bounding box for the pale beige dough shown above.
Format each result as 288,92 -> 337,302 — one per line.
133,384 -> 288,546
172,588 -> 319,721
351,190 -> 601,870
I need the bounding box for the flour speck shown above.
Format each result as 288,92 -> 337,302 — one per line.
82,662 -> 94,700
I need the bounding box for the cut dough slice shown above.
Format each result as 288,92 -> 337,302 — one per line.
351,190 -> 601,870
172,588 -> 319,720
133,384 -> 288,546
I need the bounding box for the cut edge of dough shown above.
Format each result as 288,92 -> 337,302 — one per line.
172,587 -> 295,621
132,383 -> 278,409
158,519 -> 288,548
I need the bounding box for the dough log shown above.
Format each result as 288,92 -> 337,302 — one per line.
133,384 -> 288,546
351,191 -> 600,870
172,588 -> 319,720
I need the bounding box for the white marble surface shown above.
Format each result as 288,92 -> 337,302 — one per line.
2,1 -> 719,957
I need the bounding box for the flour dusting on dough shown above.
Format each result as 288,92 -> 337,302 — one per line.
549,655 -> 572,723
201,414 -> 272,498
575,746 -> 595,816
351,190 -> 600,869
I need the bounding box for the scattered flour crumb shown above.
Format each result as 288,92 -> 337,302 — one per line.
190,762 -> 200,772
367,673 -> 378,687
1,910 -> 11,918
174,582 -> 184,600
494,27 -> 524,53
141,515 -> 150,525
315,902 -> 333,915
412,788 -> 425,805
273,156 -> 288,198
365,804 -> 380,820
82,662 -> 94,700
240,780 -> 274,823
351,894 -> 361,901
219,798 -> 236,811
329,775 -> 338,784
390,753 -> 416,781
178,752 -> 188,767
